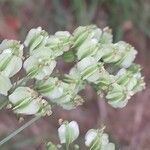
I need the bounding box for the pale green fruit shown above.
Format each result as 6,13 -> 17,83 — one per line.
0,73 -> 12,96
116,67 -> 145,93
77,38 -> 98,60
95,71 -> 115,91
45,31 -> 72,58
85,129 -> 99,147
45,36 -> 64,57
106,84 -> 129,108
0,40 -> 23,57
85,129 -> 115,150
0,51 -> 22,77
64,67 -> 84,92
63,50 -> 76,62
72,25 -> 102,48
115,41 -> 137,68
36,77 -> 64,100
58,121 -> 79,144
24,48 -> 56,80
55,31 -> 71,49
77,56 -> 100,82
35,76 -> 83,109
57,95 -> 83,110
0,40 -> 23,77
108,98 -> 129,108
9,87 -> 40,115
24,27 -> 48,54
9,87 -> 51,115
99,44 -> 122,63
99,27 -> 113,44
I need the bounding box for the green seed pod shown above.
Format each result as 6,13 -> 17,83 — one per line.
24,48 -> 56,80
77,38 -> 99,60
35,77 -> 64,100
58,121 -> 79,144
63,50 -> 76,62
35,77 -> 83,110
106,83 -> 131,108
99,44 -> 122,64
45,31 -> 72,58
72,25 -> 102,48
94,69 -> 115,91
0,40 -> 23,77
85,128 -> 115,150
0,73 -> 12,96
64,67 -> 83,90
116,65 -> 145,93
77,56 -> 100,82
9,87 -> 51,115
56,94 -> 84,110
99,27 -> 113,44
115,41 -> 137,68
24,27 -> 48,54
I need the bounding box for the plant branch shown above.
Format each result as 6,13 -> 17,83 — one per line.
0,115 -> 41,146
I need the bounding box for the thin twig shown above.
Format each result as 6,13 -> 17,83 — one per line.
0,115 -> 41,146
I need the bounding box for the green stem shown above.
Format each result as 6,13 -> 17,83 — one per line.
0,115 -> 41,146
65,143 -> 69,150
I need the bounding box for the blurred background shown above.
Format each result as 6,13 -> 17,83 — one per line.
0,0 -> 150,149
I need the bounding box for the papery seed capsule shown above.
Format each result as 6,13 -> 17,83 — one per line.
115,41 -> 137,68
24,48 -> 56,80
77,38 -> 99,60
85,128 -> 115,150
0,40 -> 23,77
9,87 -> 51,115
0,73 -> 12,96
77,56 -> 100,82
58,121 -> 79,144
99,27 -> 113,44
72,25 -> 102,48
24,27 -> 48,54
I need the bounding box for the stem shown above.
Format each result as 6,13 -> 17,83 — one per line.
0,115 -> 41,146
65,144 -> 69,150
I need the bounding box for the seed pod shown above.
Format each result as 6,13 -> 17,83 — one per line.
58,121 -> 79,144
94,69 -> 115,91
24,27 -> 48,54
116,65 -> 145,93
64,67 -> 83,90
9,87 -> 51,115
99,44 -> 122,64
99,27 -> 113,44
35,77 -> 83,110
0,73 -> 12,96
45,31 -> 72,58
0,40 -> 23,77
77,56 -> 100,82
106,83 -> 131,108
55,90 -> 84,110
63,50 -> 76,62
77,39 -> 99,60
115,41 -> 137,68
85,128 -> 115,150
72,25 -> 102,48
24,48 -> 56,80
35,77 -> 64,100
